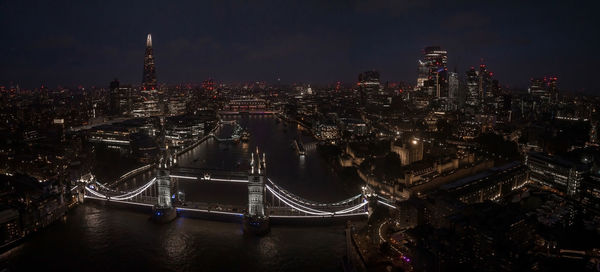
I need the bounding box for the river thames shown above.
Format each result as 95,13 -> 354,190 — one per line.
1,115 -> 363,271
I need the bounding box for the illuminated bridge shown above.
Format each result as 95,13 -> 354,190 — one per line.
75,148 -> 398,230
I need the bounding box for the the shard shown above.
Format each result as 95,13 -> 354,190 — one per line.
142,34 -> 157,90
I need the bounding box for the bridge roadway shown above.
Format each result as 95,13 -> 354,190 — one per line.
83,194 -> 370,223
169,166 -> 248,182
82,166 -> 388,222
82,173 -> 374,222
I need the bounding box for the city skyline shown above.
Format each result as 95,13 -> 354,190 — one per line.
3,2 -> 600,271
1,0 -> 599,92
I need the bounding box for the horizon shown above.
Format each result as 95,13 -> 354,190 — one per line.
1,1 -> 599,92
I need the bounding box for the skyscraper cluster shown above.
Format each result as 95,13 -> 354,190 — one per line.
465,64 -> 500,106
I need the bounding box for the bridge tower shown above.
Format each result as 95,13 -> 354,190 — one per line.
152,116 -> 177,223
243,147 -> 270,235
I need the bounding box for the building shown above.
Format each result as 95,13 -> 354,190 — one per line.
317,121 -> 339,141
357,70 -> 381,100
440,162 -> 529,204
88,125 -> 134,147
465,67 -> 479,106
390,137 -> 423,166
357,70 -> 380,90
477,64 -> 492,99
109,79 -> 133,116
0,208 -> 21,247
448,72 -> 459,100
529,77 -> 558,103
223,98 -> 267,112
526,152 -> 587,197
582,174 -> 600,211
142,34 -> 157,90
340,118 -> 368,137
416,46 -> 448,96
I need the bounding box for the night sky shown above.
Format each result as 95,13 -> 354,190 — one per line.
1,0 -> 599,92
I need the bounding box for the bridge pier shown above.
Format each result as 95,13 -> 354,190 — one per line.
151,130 -> 177,223
243,148 -> 270,235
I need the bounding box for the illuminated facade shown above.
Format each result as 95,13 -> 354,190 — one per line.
466,67 -> 479,106
142,34 -> 157,90
526,152 -> 586,197
248,149 -> 266,217
416,46 -> 447,95
391,138 -> 424,166
529,77 -> 558,102
156,155 -> 172,209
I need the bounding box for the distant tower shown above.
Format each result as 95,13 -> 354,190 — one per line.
142,34 -> 158,90
244,148 -> 270,234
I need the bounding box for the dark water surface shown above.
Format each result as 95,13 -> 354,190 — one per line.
1,115 -> 359,272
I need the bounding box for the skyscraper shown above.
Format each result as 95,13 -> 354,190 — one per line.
528,77 -> 557,102
415,46 -> 448,96
357,70 -> 381,102
448,72 -> 459,99
142,34 -> 157,90
466,67 -> 479,106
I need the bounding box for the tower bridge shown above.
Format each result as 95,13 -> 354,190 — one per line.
76,146 -> 398,234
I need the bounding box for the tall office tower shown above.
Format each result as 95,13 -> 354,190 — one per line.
357,70 -> 380,89
448,71 -> 459,110
466,67 -> 479,106
415,46 -> 448,95
448,72 -> 459,99
357,70 -> 381,102
142,34 -> 157,90
529,76 -> 558,103
416,60 -> 429,89
478,64 -> 489,99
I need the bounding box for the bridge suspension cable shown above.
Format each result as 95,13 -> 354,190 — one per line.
267,178 -> 362,207
85,178 -> 157,200
376,195 -> 397,209
265,184 -> 368,216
